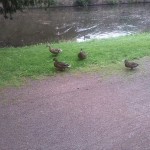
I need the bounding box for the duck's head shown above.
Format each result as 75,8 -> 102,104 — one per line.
124,60 -> 128,63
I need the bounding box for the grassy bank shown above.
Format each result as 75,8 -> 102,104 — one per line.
0,33 -> 150,87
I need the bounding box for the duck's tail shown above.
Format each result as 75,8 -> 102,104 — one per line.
59,49 -> 63,52
67,64 -> 71,68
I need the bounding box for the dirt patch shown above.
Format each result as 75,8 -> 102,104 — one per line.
0,57 -> 150,150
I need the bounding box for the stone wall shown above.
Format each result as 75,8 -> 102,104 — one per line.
54,0 -> 150,6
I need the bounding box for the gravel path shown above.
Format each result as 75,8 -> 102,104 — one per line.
0,57 -> 150,150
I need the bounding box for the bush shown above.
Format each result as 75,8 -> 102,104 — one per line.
47,0 -> 56,7
106,0 -> 119,5
75,0 -> 90,7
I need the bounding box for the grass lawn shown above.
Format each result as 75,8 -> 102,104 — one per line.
0,33 -> 150,87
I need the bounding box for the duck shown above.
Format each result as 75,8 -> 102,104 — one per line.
78,49 -> 87,60
124,60 -> 139,69
84,35 -> 90,40
53,58 -> 71,71
47,44 -> 62,55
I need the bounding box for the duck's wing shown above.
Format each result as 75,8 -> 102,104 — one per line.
130,62 -> 139,67
82,52 -> 87,58
58,62 -> 71,68
50,48 -> 59,53
78,51 -> 86,59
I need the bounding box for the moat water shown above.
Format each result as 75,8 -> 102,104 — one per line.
0,3 -> 150,47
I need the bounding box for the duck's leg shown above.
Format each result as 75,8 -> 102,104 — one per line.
58,67 -> 65,71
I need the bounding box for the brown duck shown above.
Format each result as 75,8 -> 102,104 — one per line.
53,58 -> 71,71
78,49 -> 87,60
124,60 -> 139,69
47,44 -> 62,55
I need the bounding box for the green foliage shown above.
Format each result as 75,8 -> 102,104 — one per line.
14,0 -> 56,7
23,0 -> 56,7
0,33 -> 150,87
75,0 -> 90,7
47,0 -> 56,6
106,0 -> 120,5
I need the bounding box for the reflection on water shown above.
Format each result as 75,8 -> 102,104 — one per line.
0,3 -> 150,47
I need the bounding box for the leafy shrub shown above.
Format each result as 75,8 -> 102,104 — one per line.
47,0 -> 56,6
106,0 -> 120,4
75,0 -> 90,7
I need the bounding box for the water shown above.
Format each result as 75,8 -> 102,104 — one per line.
0,3 -> 150,47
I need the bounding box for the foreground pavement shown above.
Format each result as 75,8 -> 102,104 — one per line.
0,57 -> 150,150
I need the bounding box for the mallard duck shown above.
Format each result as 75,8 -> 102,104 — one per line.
53,58 -> 71,71
47,44 -> 62,55
84,35 -> 90,40
124,60 -> 139,69
78,49 -> 87,60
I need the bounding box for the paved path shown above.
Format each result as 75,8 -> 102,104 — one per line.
0,57 -> 150,150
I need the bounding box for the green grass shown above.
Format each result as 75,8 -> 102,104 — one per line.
0,33 -> 150,87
